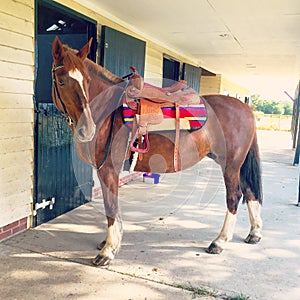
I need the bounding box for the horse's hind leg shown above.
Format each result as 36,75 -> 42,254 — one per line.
244,200 -> 263,244
241,137 -> 263,244
207,168 -> 242,254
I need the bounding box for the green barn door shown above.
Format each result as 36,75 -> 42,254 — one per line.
182,63 -> 202,94
100,26 -> 146,77
162,57 -> 180,87
99,26 -> 146,171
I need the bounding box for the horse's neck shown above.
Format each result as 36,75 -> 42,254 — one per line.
89,76 -> 113,101
85,60 -> 123,100
85,61 -> 125,125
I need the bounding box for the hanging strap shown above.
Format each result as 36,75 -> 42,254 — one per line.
174,103 -> 180,172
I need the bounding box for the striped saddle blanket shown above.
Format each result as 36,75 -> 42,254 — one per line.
123,97 -> 207,132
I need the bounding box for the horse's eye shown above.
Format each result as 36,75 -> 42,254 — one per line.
58,80 -> 65,87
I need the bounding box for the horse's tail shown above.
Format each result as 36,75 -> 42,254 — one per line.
240,133 -> 263,204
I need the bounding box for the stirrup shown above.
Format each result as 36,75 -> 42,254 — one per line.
130,130 -> 149,153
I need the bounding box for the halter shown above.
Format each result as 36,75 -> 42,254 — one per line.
52,64 -> 74,126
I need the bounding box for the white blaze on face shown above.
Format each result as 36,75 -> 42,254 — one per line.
69,68 -> 87,99
69,68 -> 96,142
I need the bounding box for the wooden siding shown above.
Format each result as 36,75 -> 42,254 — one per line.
0,0 -> 34,228
220,76 -> 250,100
200,74 -> 250,100
200,75 -> 222,95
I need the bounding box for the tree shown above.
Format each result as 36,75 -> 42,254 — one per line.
283,102 -> 293,115
262,100 -> 282,114
250,94 -> 261,111
250,94 -> 292,115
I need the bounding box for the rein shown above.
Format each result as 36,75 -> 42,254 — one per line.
87,81 -> 128,170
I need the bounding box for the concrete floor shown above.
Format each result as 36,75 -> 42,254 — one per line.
0,130 -> 299,300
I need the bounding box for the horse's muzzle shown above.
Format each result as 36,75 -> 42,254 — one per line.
75,122 -> 96,143
75,105 -> 96,143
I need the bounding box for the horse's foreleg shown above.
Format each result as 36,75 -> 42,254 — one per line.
93,216 -> 122,266
207,170 -> 242,254
92,170 -> 122,266
244,200 -> 263,244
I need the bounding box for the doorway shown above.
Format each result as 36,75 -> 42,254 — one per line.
34,0 -> 96,226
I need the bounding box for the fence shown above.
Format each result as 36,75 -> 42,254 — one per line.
254,113 -> 292,131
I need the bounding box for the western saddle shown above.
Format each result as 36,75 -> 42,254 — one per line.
125,68 -> 201,171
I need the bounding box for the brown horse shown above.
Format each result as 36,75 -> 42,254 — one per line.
51,37 -> 263,266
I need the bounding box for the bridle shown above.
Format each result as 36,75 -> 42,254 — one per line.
52,64 -> 74,126
51,62 -> 131,170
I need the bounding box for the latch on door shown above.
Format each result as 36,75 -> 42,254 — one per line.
33,197 -> 55,216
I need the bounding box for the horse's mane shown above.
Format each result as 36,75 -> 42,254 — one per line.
63,45 -> 123,85
85,61 -> 124,85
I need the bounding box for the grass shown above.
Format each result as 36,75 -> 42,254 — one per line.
175,283 -> 216,297
107,268 -> 251,300
229,294 -> 250,300
173,283 -> 251,300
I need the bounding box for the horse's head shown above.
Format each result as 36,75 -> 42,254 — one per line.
51,37 -> 96,143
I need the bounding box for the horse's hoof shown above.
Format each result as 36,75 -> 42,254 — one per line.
92,254 -> 112,266
244,234 -> 261,244
206,242 -> 223,254
97,240 -> 106,250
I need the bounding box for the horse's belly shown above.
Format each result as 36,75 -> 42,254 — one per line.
133,129 -> 209,173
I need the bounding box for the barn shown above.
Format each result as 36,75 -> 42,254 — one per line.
1,0 -> 262,240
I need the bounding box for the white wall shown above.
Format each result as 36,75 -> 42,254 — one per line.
0,0 -> 34,228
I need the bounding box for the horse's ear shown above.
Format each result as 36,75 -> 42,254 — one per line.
77,38 -> 92,60
52,36 -> 64,61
